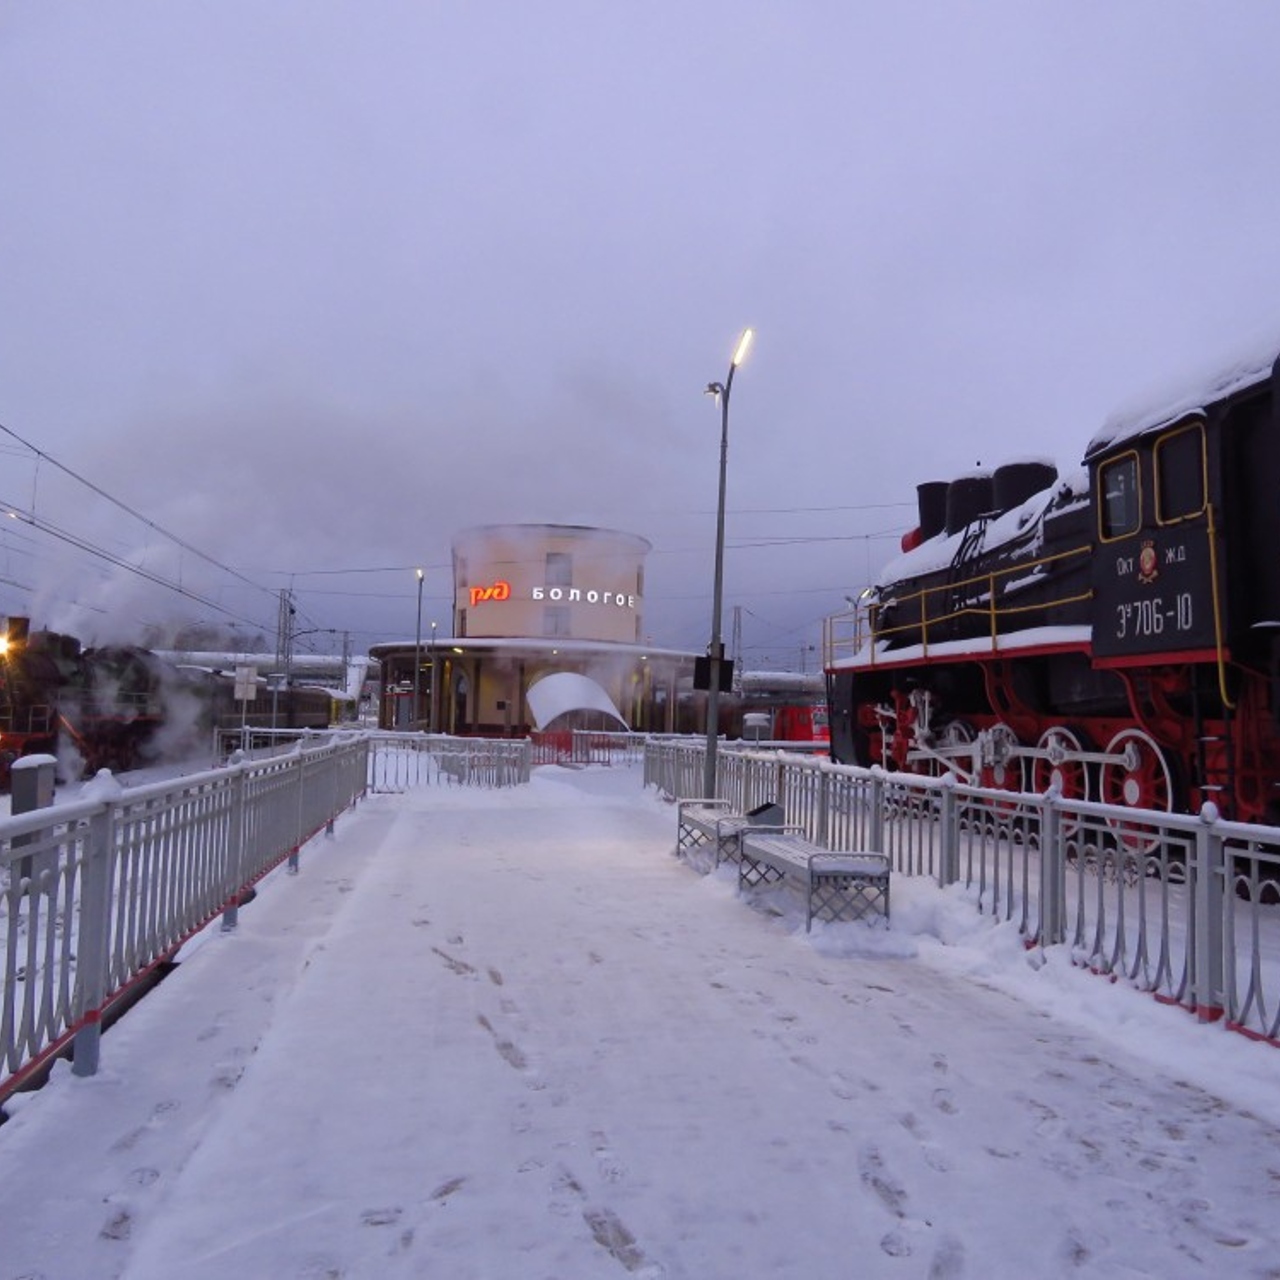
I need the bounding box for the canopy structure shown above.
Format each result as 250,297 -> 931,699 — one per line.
526,671 -> 628,731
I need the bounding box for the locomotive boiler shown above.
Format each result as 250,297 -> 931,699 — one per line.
823,345 -> 1280,825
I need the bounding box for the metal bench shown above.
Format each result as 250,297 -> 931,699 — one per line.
736,829 -> 891,931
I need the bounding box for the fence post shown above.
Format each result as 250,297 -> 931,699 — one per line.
869,767 -> 885,852
72,794 -> 118,1078
938,773 -> 959,887
1193,802 -> 1226,1023
817,766 -> 830,848
1037,786 -> 1064,947
290,750 -> 304,874
326,748 -> 338,837
221,758 -> 248,931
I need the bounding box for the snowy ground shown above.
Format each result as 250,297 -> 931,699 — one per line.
1,763 -> 1278,1279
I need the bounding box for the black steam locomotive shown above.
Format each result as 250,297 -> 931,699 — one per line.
0,619 -> 334,788
824,346 -> 1280,825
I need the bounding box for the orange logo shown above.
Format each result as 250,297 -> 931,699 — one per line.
469,580 -> 511,607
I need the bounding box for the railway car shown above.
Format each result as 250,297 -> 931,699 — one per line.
733,671 -> 830,743
171,664 -> 336,736
0,625 -> 169,782
823,346 -> 1280,824
0,620 -> 334,788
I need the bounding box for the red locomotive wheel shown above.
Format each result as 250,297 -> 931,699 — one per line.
1032,726 -> 1088,803
934,718 -> 975,780
1100,728 -> 1173,813
1100,728 -> 1175,854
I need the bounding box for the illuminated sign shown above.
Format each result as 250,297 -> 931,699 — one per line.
469,581 -> 638,610
469,580 -> 512,606
532,586 -> 637,608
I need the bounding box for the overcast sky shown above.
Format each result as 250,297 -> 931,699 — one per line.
3,2 -> 1280,667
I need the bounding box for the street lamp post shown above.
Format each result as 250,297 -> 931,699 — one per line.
703,327 -> 754,798
413,569 -> 424,730
429,620 -> 438,733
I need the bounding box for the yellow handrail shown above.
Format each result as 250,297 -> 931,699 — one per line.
1205,503 -> 1235,710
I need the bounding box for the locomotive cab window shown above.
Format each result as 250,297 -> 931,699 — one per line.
1098,453 -> 1140,540
1154,422 -> 1206,523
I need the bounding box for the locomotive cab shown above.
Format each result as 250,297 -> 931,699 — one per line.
1083,351 -> 1280,820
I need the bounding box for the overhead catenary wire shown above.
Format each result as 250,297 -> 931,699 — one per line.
0,419 -> 280,605
0,499 -> 273,632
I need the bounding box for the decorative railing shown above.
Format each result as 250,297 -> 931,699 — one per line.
529,730 -> 649,766
366,733 -> 532,790
823,543 -> 1093,666
645,738 -> 1280,1046
1,736 -> 369,1101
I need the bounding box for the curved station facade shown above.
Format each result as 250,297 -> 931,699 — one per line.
372,524 -> 700,736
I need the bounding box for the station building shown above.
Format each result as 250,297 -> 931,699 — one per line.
371,524 -> 701,736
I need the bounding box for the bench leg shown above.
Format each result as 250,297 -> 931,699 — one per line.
738,853 -> 786,894
809,873 -> 890,927
677,821 -> 710,858
715,831 -> 744,867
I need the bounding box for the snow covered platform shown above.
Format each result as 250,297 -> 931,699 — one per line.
3,764 -> 1280,1279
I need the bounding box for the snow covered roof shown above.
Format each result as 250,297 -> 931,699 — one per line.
525,671 -> 628,730
1087,341 -> 1280,458
157,650 -> 373,701
736,670 -> 824,695
368,636 -> 696,663
874,467 -> 1089,587
830,624 -> 1092,672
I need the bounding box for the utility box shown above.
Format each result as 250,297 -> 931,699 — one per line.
747,801 -> 785,827
11,754 -> 57,814
11,753 -> 57,888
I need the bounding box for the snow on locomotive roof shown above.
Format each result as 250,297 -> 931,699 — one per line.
832,623 -> 1092,672
874,465 -> 1089,586
1087,339 -> 1280,458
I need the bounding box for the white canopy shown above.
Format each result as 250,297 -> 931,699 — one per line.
526,672 -> 628,730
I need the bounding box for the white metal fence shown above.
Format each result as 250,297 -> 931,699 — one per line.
0,736 -> 371,1100
645,739 -> 1280,1046
365,733 -> 533,790
567,731 -> 649,766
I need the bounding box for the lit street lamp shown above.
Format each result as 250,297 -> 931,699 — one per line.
429,620 -> 438,733
703,326 -> 753,798
413,568 -> 424,730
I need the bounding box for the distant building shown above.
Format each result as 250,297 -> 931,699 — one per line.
371,524 -> 701,736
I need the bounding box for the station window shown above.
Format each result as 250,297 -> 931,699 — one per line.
546,552 -> 572,587
1155,423 -> 1206,523
544,606 -> 571,637
1099,453 -> 1140,540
